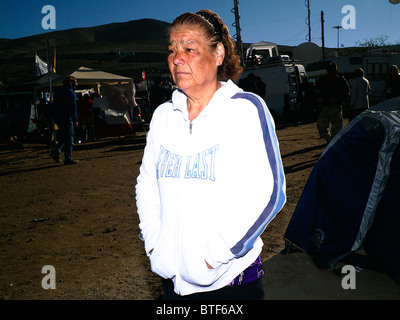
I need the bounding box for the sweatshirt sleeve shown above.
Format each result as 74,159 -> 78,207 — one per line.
205,93 -> 286,267
135,119 -> 162,256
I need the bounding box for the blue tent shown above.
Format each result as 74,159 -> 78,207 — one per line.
284,97 -> 400,282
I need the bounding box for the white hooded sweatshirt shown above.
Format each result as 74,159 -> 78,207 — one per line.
135,80 -> 286,296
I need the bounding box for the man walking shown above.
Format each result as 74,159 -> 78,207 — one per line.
51,76 -> 79,165
316,62 -> 350,143
349,68 -> 371,122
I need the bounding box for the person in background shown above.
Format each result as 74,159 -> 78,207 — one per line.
316,62 -> 350,143
51,76 -> 79,165
238,73 -> 259,95
135,9 -> 286,300
149,77 -> 168,113
385,65 -> 400,100
297,75 -> 317,123
349,68 -> 371,122
76,93 -> 93,142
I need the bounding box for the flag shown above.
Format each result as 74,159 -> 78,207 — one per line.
35,54 -> 48,76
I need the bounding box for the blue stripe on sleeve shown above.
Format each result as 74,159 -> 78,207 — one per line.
230,92 -> 286,257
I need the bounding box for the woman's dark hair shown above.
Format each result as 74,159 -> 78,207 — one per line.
169,10 -> 243,82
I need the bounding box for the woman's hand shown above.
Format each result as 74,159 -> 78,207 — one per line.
205,260 -> 214,269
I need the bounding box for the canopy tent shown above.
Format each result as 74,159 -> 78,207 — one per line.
8,73 -> 64,101
17,67 -> 134,92
68,66 -> 133,87
284,97 -> 400,284
60,67 -> 136,138
15,73 -> 64,88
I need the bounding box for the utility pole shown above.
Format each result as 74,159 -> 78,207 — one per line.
321,11 -> 325,58
332,25 -> 342,54
232,0 -> 244,64
306,0 -> 311,42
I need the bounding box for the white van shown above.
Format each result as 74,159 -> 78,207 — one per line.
239,42 -> 307,119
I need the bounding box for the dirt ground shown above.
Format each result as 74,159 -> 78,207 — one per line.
0,120 -> 331,300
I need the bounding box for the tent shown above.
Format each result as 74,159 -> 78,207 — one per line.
15,73 -> 64,90
68,66 -> 133,87
9,73 -> 64,101
62,67 -> 137,138
284,97 -> 400,283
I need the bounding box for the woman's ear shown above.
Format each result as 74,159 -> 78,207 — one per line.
216,42 -> 225,66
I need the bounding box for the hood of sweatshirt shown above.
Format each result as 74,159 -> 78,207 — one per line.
170,80 -> 243,121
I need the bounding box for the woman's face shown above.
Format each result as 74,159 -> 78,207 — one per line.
168,25 -> 224,96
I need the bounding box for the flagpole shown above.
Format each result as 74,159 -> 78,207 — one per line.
46,38 -> 53,102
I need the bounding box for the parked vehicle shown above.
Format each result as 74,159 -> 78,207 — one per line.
239,42 -> 308,120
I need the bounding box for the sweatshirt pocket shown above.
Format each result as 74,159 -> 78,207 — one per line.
179,234 -> 225,286
149,229 -> 176,279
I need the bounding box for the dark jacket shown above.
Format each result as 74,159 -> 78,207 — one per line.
317,75 -> 350,107
53,86 -> 78,124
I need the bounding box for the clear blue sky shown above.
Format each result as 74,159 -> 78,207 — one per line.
1,0 -> 399,49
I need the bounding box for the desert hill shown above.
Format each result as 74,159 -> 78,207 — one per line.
0,19 -> 171,85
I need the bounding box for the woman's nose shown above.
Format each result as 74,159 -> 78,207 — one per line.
173,50 -> 185,65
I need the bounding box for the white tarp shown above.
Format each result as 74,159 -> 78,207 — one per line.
70,66 -> 133,84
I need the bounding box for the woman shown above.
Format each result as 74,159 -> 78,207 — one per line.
135,10 -> 286,300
